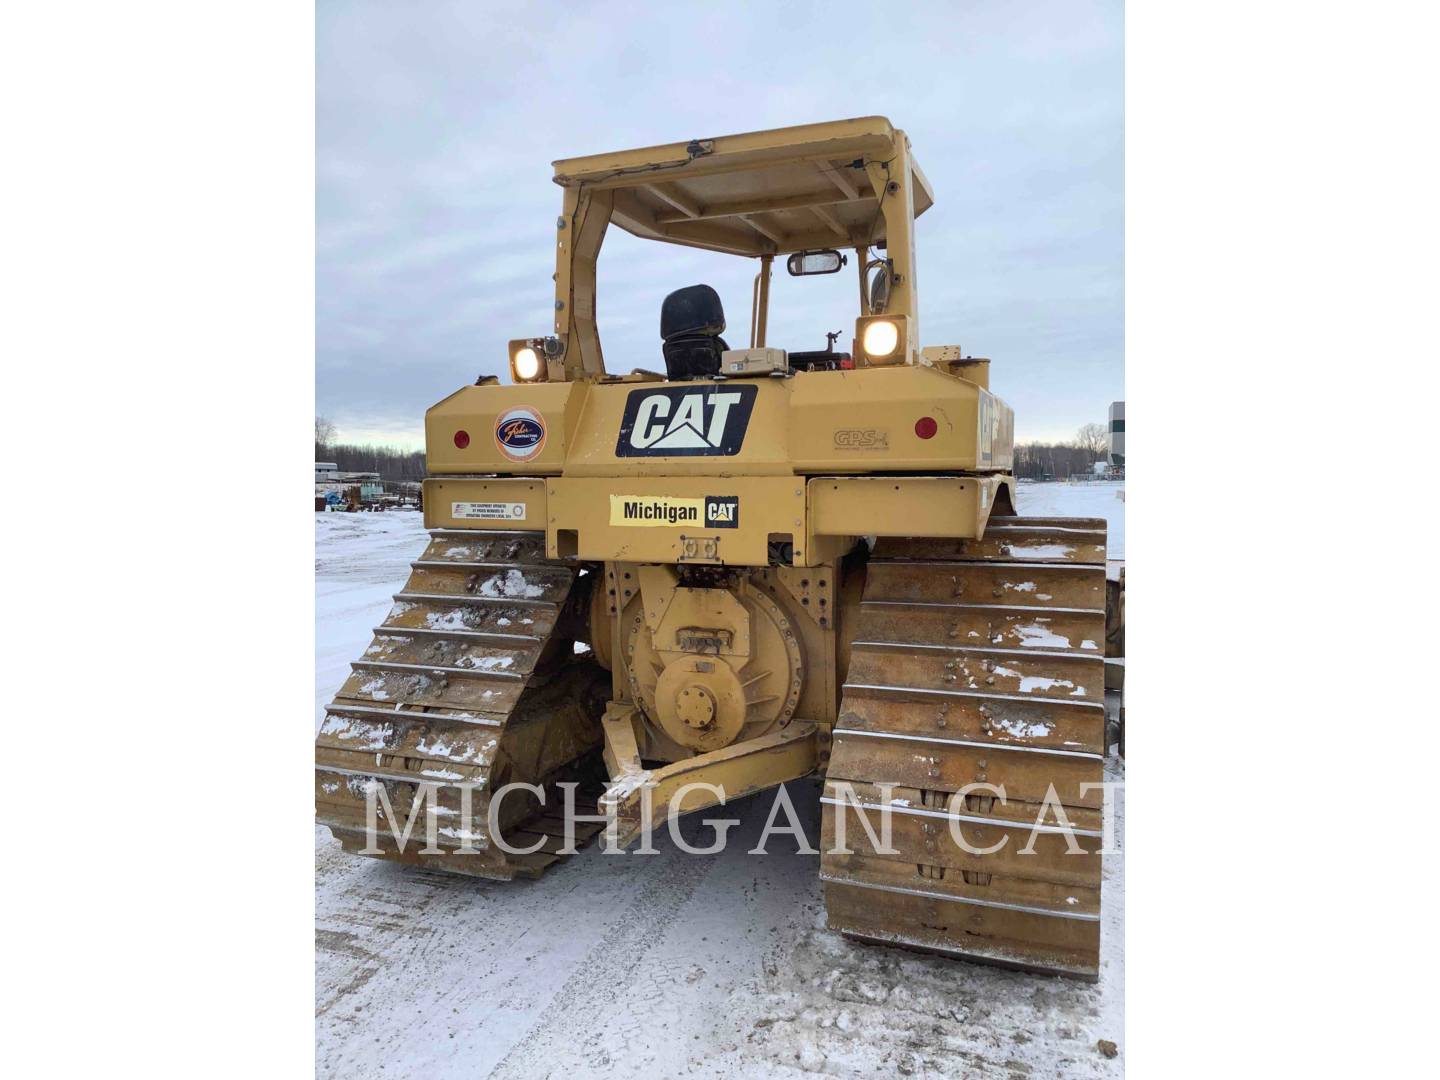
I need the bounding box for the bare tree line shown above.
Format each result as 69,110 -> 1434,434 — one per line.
1013,422 -> 1112,480
316,416 -> 426,482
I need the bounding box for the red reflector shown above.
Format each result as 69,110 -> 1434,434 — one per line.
914,416 -> 938,439
453,430 -> 470,449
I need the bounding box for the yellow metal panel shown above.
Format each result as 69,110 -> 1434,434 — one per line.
425,381 -> 588,475
547,476 -> 806,566
422,478 -> 547,530
787,365 -> 985,472
807,476 -> 997,540
426,365 -> 1014,478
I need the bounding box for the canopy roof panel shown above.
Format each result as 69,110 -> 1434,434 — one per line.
552,116 -> 933,257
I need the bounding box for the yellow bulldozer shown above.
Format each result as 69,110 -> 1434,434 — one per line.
316,117 -> 1111,980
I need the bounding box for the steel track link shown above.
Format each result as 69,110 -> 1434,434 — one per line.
821,516 -> 1109,979
315,529 -> 606,880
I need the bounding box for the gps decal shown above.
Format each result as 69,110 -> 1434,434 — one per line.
495,406 -> 546,461
615,384 -> 757,457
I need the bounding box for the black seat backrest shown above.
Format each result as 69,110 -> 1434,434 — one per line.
661,284 -> 728,379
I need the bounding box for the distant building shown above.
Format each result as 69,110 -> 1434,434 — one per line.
1108,402 -> 1125,467
315,463 -> 383,506
334,472 -> 383,503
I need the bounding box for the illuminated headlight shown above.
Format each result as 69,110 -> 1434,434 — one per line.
855,314 -> 910,365
508,339 -> 548,383
514,347 -> 541,380
862,320 -> 899,359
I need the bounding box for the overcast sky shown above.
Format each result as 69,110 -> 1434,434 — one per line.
318,0 -> 1122,448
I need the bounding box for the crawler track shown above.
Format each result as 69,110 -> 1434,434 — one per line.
822,517 -> 1109,979
315,529 -> 606,879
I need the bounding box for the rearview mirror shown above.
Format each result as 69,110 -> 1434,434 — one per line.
786,249 -> 846,276
868,260 -> 892,313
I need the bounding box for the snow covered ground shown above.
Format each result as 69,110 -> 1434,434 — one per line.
316,483 -> 1125,1078
1016,479 -> 1125,561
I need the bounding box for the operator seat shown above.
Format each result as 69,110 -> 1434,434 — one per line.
661,284 -> 728,379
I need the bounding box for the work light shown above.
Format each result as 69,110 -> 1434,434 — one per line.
862,320 -> 899,358
508,339 -> 547,382
856,315 -> 909,364
514,347 -> 540,380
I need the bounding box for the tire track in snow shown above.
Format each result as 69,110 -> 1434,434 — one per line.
486,823 -> 720,1080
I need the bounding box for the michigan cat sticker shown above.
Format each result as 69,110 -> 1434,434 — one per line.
703,495 -> 739,528
610,495 -> 741,528
615,384 -> 757,457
